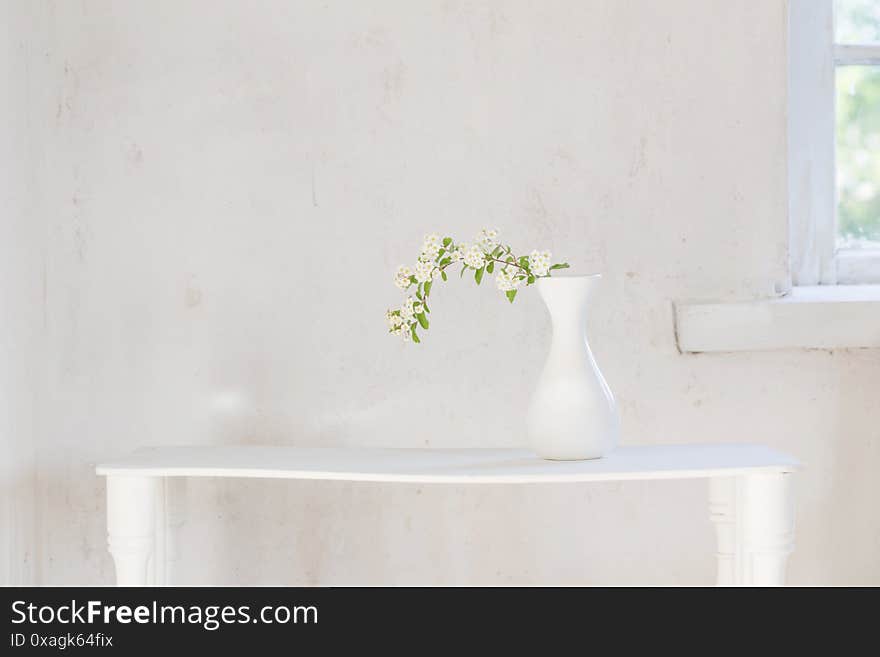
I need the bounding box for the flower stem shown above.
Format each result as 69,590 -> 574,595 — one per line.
436,255 -> 528,275
485,256 -> 528,272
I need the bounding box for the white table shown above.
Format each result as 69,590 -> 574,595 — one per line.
96,444 -> 800,586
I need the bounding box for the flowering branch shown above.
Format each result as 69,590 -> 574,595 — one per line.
385,228 -> 569,343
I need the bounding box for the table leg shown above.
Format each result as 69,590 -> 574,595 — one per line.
741,472 -> 795,586
709,476 -> 737,585
106,475 -> 161,586
151,478 -> 166,585
165,478 -> 186,585
709,473 -> 795,586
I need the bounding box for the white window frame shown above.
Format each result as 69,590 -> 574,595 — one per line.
790,1 -> 880,286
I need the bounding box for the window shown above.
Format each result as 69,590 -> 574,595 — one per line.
790,1 -> 880,285
674,2 -> 880,353
675,2 -> 880,353
835,2 -> 880,273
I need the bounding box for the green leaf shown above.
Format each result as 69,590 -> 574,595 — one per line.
441,270 -> 448,281
437,248 -> 445,259
492,246 -> 503,257
486,261 -> 494,274
424,281 -> 432,297
527,275 -> 535,284
518,256 -> 529,269
506,290 -> 517,303
475,267 -> 485,285
409,275 -> 417,285
549,263 -> 570,271
416,284 -> 424,300
442,237 -> 452,247
422,299 -> 430,313
439,257 -> 451,267
416,313 -> 429,329
411,326 -> 421,343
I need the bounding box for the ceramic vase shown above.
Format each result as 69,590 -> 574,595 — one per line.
527,274 -> 620,460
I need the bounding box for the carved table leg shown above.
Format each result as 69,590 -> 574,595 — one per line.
106,475 -> 161,586
151,477 -> 166,585
709,477 -> 737,585
164,478 -> 186,585
709,473 -> 795,586
740,472 -> 795,586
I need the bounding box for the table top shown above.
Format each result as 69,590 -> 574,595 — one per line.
96,444 -> 799,483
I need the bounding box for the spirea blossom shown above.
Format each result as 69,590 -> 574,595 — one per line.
529,250 -> 552,277
386,229 -> 569,344
462,244 -> 486,269
476,228 -> 500,253
414,259 -> 436,283
420,233 -> 442,261
394,265 -> 412,290
495,265 -> 522,292
385,309 -> 403,330
399,296 -> 417,325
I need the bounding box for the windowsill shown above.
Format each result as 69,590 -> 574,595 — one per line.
674,285 -> 880,353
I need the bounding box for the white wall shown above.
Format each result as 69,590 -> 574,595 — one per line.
12,0 -> 880,584
0,0 -> 42,584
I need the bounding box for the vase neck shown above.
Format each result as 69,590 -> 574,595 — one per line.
536,276 -> 599,336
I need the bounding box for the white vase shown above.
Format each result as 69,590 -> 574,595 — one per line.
527,274 -> 619,461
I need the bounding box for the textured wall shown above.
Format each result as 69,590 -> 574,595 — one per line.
0,0 -> 41,585
16,0 -> 880,584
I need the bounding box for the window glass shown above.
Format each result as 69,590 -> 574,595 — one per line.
836,65 -> 880,247
835,0 -> 880,44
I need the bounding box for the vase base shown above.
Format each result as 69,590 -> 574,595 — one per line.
540,456 -> 603,462
531,443 -> 617,461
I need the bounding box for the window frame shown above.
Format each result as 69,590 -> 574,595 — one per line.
789,1 -> 880,286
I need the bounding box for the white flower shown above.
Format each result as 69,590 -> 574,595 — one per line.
394,265 -> 413,290
450,246 -> 465,262
476,227 -> 500,253
401,327 -> 412,342
495,265 -> 522,292
529,250 -> 552,277
385,309 -> 403,330
399,296 -> 417,324
420,233 -> 443,262
414,259 -> 436,283
462,244 -> 486,269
